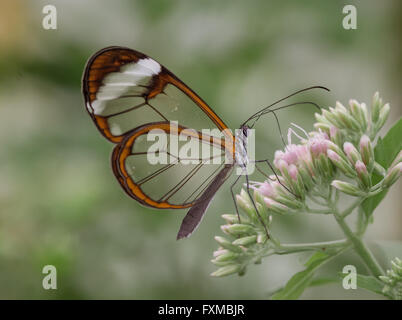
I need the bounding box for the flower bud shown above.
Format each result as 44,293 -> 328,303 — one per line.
319,153 -> 334,180
295,174 -> 307,199
254,191 -> 270,221
276,160 -> 298,194
343,142 -> 361,165
382,163 -> 402,188
322,109 -> 343,128
236,191 -> 256,220
336,108 -> 361,131
211,259 -> 236,267
274,194 -> 303,210
264,197 -> 290,215
310,138 -> 329,158
375,103 -> 390,132
331,180 -> 365,197
221,223 -> 255,236
355,160 -> 371,189
221,214 -> 241,225
314,122 -> 331,134
315,112 -> 331,125
214,236 -> 244,253
390,258 -> 402,275
327,141 -> 350,163
390,150 -> 402,169
359,135 -> 374,170
373,162 -> 387,177
213,249 -> 228,257
329,126 -> 343,146
371,92 -> 382,123
297,164 -> 314,189
270,179 -> 290,198
232,235 -> 258,246
276,159 -> 289,175
258,181 -> 276,198
327,149 -> 356,177
211,264 -> 241,277
257,233 -> 268,244
349,100 -> 368,132
212,251 -> 239,263
359,103 -> 369,132
288,164 -> 298,181
335,101 -> 348,113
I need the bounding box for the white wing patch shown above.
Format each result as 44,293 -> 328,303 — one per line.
136,58 -> 161,75
90,58 -> 161,115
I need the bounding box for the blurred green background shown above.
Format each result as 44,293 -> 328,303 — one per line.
0,0 -> 400,299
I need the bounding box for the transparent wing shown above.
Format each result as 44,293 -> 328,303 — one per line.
82,46 -> 235,209
112,122 -> 233,208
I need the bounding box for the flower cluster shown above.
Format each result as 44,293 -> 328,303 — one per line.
249,92 -> 398,213
210,189 -> 274,277
380,257 -> 402,300
211,92 -> 401,282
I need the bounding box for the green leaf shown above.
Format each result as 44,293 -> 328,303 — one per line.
356,274 -> 385,295
304,251 -> 328,267
271,252 -> 330,300
339,272 -> 385,296
309,277 -> 339,287
362,118 -> 402,216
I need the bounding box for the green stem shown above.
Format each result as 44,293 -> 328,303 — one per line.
367,187 -> 385,197
308,195 -> 328,206
306,207 -> 333,214
333,211 -> 384,277
341,198 -> 364,218
276,239 -> 349,254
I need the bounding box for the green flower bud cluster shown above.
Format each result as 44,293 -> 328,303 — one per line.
328,135 -> 375,194
314,92 -> 390,144
211,190 -> 274,277
379,257 -> 402,300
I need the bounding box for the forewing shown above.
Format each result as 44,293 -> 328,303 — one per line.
82,46 -> 231,143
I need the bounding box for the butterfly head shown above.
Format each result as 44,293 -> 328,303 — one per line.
241,124 -> 250,137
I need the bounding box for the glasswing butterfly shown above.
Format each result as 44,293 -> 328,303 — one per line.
82,46 -> 328,239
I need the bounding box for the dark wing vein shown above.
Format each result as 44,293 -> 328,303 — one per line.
159,162 -> 205,202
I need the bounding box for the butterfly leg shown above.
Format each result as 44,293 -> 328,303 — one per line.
253,159 -> 298,198
244,173 -> 270,239
230,173 -> 243,223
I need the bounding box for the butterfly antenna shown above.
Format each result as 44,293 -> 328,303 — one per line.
248,101 -> 322,149
242,85 -> 329,127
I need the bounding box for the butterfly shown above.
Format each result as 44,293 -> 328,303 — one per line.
82,46 -> 328,239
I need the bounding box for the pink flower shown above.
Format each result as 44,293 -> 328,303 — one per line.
355,160 -> 367,175
343,142 -> 356,157
274,146 -> 298,166
329,126 -> 338,139
258,181 -> 276,198
274,144 -> 311,168
327,149 -> 341,162
264,197 -> 288,214
309,131 -> 330,157
343,142 -> 360,165
359,135 -> 370,150
288,164 -> 298,181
